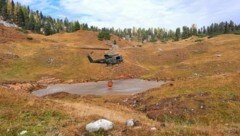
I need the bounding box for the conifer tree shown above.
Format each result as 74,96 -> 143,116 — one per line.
16,8 -> 25,27
175,27 -> 181,41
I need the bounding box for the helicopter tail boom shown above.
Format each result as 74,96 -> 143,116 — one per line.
87,55 -> 94,63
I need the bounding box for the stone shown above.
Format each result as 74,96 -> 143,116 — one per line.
86,119 -> 113,133
20,130 -> 27,135
126,119 -> 135,127
150,127 -> 157,131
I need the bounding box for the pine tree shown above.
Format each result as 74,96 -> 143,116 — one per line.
191,24 -> 197,36
229,20 -> 235,32
175,27 -> 181,41
28,14 -> 35,30
16,8 -> 25,27
10,0 -> 15,21
182,26 -> 190,39
0,0 -> 8,20
73,21 -> 80,31
44,22 -> 52,35
224,21 -> 229,33
0,0 -> 7,11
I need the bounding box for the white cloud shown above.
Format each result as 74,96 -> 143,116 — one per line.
14,0 -> 240,29
59,0 -> 240,29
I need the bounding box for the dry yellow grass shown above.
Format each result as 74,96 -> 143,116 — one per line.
1,26 -> 240,135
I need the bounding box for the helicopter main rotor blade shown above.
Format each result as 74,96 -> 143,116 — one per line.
80,47 -> 110,50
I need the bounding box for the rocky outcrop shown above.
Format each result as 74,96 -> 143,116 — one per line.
0,19 -> 18,28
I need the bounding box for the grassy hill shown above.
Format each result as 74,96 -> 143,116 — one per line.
0,25 -> 240,135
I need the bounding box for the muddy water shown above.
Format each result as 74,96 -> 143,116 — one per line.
32,79 -> 167,97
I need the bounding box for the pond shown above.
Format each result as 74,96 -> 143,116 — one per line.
32,79 -> 167,97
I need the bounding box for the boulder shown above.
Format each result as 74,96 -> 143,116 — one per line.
126,119 -> 135,127
86,119 -> 113,133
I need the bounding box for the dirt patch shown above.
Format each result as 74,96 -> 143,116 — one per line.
186,42 -> 208,54
145,92 -> 211,122
0,53 -> 19,60
0,26 -> 26,43
37,77 -> 62,85
1,82 -> 43,92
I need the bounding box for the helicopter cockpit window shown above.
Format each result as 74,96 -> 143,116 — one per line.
116,56 -> 121,60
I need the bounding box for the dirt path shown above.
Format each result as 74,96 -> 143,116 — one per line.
54,100 -> 158,126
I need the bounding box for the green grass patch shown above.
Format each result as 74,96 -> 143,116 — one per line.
0,91 -> 71,136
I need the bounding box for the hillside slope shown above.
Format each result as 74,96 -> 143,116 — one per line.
0,26 -> 27,43
0,26 -> 140,82
0,26 -> 240,135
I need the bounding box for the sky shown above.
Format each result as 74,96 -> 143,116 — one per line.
15,0 -> 240,29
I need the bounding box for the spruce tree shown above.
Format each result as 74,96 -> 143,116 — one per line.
16,8 -> 25,27
175,27 -> 181,41
182,26 -> 190,39
28,14 -> 35,30
0,2 -> 8,20
73,21 -> 80,31
44,22 -> 52,36
224,21 -> 229,33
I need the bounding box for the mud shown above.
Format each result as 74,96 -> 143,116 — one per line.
32,79 -> 166,97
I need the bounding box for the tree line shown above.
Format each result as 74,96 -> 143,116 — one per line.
112,22 -> 240,42
0,0 -> 97,35
1,0 -> 240,41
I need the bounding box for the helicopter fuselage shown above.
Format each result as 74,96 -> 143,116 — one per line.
87,54 -> 123,66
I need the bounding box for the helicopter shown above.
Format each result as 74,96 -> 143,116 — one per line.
87,53 -> 124,87
87,53 -> 123,66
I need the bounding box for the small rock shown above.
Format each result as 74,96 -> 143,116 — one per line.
133,126 -> 142,130
194,73 -> 198,76
47,58 -> 54,64
126,119 -> 135,127
20,130 -> 27,135
123,98 -> 128,103
216,54 -> 222,57
150,127 -> 157,131
37,123 -> 42,126
86,119 -> 113,133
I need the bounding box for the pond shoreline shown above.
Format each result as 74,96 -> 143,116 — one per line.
32,79 -> 168,97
